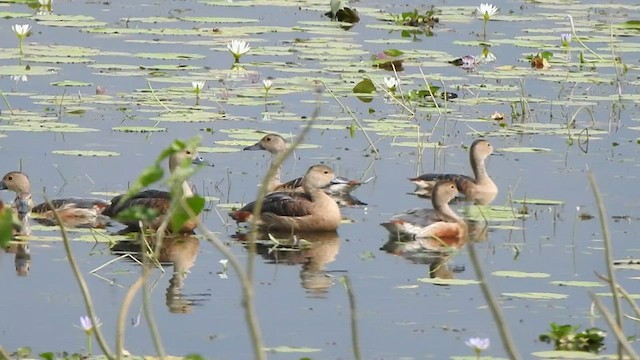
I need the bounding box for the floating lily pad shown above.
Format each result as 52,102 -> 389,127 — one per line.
498,147 -> 551,153
464,205 -> 527,222
492,271 -> 550,278
502,292 -> 568,300
52,150 -> 120,157
263,346 -> 321,353
134,52 -> 206,60
417,278 -> 480,285
50,80 -> 93,87
550,281 -> 604,287
512,198 -> 565,205
112,126 -> 167,133
531,350 -> 601,359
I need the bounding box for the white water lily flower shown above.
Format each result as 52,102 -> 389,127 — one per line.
77,316 -> 102,334
382,76 -> 398,90
11,75 -> 28,82
262,78 -> 272,90
12,24 -> 31,37
476,3 -> 498,19
460,55 -> 478,69
192,81 -> 205,91
560,33 -> 572,47
465,337 -> 490,351
227,40 -> 251,62
219,258 -> 228,271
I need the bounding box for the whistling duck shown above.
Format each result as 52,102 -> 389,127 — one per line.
410,139 -> 497,205
243,133 -> 364,197
102,149 -> 208,234
230,164 -> 342,232
381,180 -> 467,245
0,171 -> 109,229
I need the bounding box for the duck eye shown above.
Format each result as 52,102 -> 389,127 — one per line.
324,171 -> 329,174
186,150 -> 191,155
7,176 -> 12,181
266,137 -> 271,141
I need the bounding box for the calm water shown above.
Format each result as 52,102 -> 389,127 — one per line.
1,0 -> 640,358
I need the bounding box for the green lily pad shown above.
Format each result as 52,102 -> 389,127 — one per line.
550,281 -> 604,287
50,80 -> 92,87
52,150 -> 120,157
112,126 -> 167,133
464,205 -> 527,222
512,198 -> 565,205
417,278 -> 480,285
498,147 -> 551,153
263,346 -> 321,353
531,350 -> 601,359
492,271 -> 550,278
502,292 -> 568,300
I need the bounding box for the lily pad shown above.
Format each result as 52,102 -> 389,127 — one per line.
531,350 -> 601,359
50,80 -> 93,87
502,292 -> 568,300
492,271 -> 550,278
263,346 -> 321,353
52,150 -> 120,157
112,126 -> 167,133
512,198 -> 565,205
417,278 -> 480,285
550,281 -> 604,288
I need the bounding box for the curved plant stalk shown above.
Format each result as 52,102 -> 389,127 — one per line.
367,76 -> 415,116
588,292 -> 638,359
321,82 -> 379,155
0,89 -> 14,116
116,276 -> 144,360
48,198 -> 114,359
566,15 -> 603,61
595,272 -> 640,320
147,81 -> 173,112
467,242 -> 522,360
417,67 -> 441,115
588,171 -> 623,359
340,276 -> 362,360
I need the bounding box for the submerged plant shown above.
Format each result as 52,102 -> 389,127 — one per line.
539,322 -> 606,353
465,337 -> 490,359
227,39 -> 251,63
476,3 -> 497,39
76,316 -> 102,355
12,24 -> 32,54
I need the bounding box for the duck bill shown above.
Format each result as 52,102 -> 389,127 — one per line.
0,181 -> 6,190
192,156 -> 214,167
243,143 -> 264,151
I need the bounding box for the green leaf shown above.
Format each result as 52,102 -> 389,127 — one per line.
383,49 -> 404,57
138,164 -> 164,188
171,195 -> 205,232
115,205 -> 160,223
185,354 -> 206,360
0,207 -> 16,247
352,78 -> 375,94
39,352 -> 55,360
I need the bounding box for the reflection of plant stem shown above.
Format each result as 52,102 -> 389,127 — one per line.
340,276 -> 362,360
322,82 -> 379,155
49,197 -> 114,359
566,15 -> 603,60
467,242 -> 521,360
587,171 -> 623,358
0,89 -> 14,116
117,276 -> 144,359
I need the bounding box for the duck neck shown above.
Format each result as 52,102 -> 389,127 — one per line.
181,181 -> 193,198
471,154 -> 491,184
433,200 -> 462,223
267,154 -> 282,191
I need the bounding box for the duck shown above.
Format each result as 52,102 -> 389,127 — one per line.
0,171 -> 108,229
102,149 -> 209,234
243,133 -> 364,198
230,164 -> 342,232
409,139 -> 497,205
381,180 -> 467,245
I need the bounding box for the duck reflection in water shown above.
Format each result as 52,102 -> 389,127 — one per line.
111,235 -> 210,313
236,230 -> 340,297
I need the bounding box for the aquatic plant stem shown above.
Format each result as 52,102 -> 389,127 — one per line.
49,198 -> 114,359
588,292 -> 638,359
0,89 -> 14,116
116,276 -> 144,360
588,171 -> 623,358
417,67 -> 441,115
147,81 -> 172,112
0,346 -> 9,360
322,82 -> 379,155
566,15 -> 603,61
595,273 -> 640,320
467,243 -> 521,360
340,276 -> 362,360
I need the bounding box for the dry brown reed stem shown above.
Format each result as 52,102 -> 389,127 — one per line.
595,273 -> 640,321
340,276 -> 362,360
467,242 -> 522,360
49,199 -> 114,359
588,171 -> 623,359
116,276 -> 144,360
588,293 -> 639,359
321,82 -> 379,155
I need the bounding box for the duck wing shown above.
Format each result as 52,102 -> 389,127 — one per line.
274,177 -> 303,192
381,208 -> 447,237
103,190 -> 170,218
33,198 -> 110,213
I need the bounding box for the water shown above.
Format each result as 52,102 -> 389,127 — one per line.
2,0 -> 640,358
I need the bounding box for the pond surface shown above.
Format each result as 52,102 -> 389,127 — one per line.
1,0 -> 640,358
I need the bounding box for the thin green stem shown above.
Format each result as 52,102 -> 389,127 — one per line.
116,277 -> 144,360
341,276 -> 362,360
87,334 -> 92,356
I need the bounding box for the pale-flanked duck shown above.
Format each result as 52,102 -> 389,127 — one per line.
230,164 -> 342,232
410,139 -> 497,205
382,180 -> 467,243
103,149 -> 209,234
0,171 -> 108,229
243,133 -> 365,198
